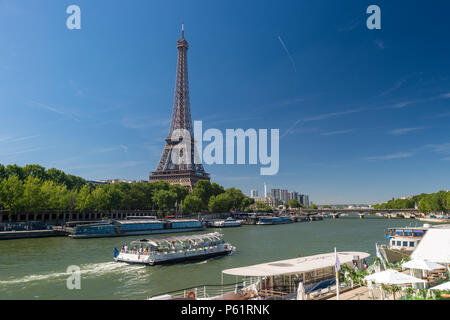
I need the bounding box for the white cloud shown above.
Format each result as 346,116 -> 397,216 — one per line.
388,127 -> 424,136
320,129 -> 355,136
366,152 -> 415,161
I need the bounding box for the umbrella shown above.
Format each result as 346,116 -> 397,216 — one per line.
429,281 -> 450,291
401,259 -> 444,271
364,269 -> 426,285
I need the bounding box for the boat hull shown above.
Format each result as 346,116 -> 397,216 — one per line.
379,246 -> 412,264
151,249 -> 232,265
116,249 -> 233,266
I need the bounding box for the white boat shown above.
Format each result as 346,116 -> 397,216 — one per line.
149,251 -> 370,300
379,224 -> 434,263
212,218 -> 242,228
114,232 -> 235,265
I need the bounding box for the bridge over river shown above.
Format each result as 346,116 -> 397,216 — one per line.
295,208 -> 420,219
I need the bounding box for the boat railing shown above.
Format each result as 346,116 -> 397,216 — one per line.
149,279 -> 261,300
121,244 -> 225,256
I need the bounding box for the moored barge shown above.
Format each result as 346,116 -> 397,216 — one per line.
70,218 -> 204,239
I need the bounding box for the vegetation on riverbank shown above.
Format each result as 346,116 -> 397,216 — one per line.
372,191 -> 450,213
0,164 -> 253,217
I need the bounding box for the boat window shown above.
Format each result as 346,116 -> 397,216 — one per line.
402,241 -> 408,247
409,242 -> 415,247
413,230 -> 424,237
396,241 -> 401,246
395,230 -> 403,236
391,241 -> 395,246
403,230 -> 412,237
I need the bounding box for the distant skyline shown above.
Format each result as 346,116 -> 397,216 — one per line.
1,0 -> 449,204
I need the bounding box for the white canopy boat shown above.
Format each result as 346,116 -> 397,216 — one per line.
114,232 -> 235,265
149,251 -> 370,300
212,217 -> 242,228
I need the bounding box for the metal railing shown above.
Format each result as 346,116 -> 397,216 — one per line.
149,278 -> 261,300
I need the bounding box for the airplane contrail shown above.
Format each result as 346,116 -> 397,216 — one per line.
278,36 -> 297,73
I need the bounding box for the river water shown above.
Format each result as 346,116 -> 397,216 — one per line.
0,215 -> 425,299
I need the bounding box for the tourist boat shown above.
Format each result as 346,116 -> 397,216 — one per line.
309,215 -> 324,221
70,218 -> 204,239
256,216 -> 293,225
114,232 -> 235,265
379,224 -> 432,263
212,218 -> 242,228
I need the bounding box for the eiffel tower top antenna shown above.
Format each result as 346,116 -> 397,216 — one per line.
181,22 -> 184,38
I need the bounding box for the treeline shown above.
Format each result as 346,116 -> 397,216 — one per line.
0,164 -> 254,216
0,164 -> 86,189
372,191 -> 450,213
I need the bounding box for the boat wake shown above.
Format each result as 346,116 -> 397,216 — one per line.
0,262 -> 146,286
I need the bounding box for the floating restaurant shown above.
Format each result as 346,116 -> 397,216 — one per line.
150,251 -> 370,300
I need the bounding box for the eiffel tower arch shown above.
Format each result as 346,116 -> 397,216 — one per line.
149,25 -> 210,190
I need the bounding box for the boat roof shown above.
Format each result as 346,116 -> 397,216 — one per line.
130,232 -> 223,246
115,220 -> 163,224
388,224 -> 450,230
388,226 -> 428,230
222,251 -> 370,277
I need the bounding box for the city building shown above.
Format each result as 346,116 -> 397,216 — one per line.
253,196 -> 277,207
270,189 -> 281,202
250,189 -> 259,198
299,194 -> 310,207
280,189 -> 290,204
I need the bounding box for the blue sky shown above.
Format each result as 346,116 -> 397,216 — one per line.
0,0 -> 449,204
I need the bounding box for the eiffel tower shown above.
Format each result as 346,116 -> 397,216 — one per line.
149,24 -> 210,190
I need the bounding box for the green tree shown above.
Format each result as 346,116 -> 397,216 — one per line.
23,164 -> 47,180
0,175 -> 25,215
5,164 -> 25,180
224,187 -> 245,211
40,180 -> 60,210
241,197 -> 254,210
170,184 -> 189,205
0,164 -> 7,180
208,193 -> 233,213
152,189 -> 177,216
288,199 -> 301,208
106,185 -> 124,211
253,201 -> 273,213
91,186 -> 112,212
76,184 -> 95,212
23,176 -> 45,213
182,195 -> 203,214
211,183 -> 225,197
192,180 -> 213,208
418,198 -> 431,214
445,192 -> 450,212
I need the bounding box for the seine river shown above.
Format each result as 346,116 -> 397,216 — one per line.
0,215 -> 424,299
